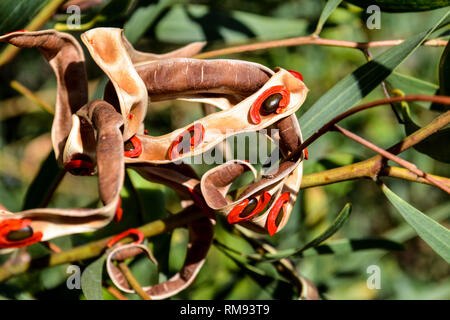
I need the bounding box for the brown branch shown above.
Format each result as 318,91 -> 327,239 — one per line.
288,95 -> 450,162
300,106 -> 450,190
333,125 -> 450,194
194,35 -> 447,59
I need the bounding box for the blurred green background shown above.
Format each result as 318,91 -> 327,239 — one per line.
0,0 -> 449,300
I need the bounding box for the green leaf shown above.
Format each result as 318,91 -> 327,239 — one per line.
81,254 -> 107,300
22,150 -> 63,210
155,4 -> 307,43
345,0 -> 450,12
299,10 -> 450,139
301,238 -> 403,256
124,0 -> 178,45
439,41 -> 450,96
381,183 -> 450,262
399,99 -> 450,163
0,0 -> 48,35
264,203 -> 352,260
386,72 -> 439,110
314,0 -> 343,35
215,244 -> 297,299
430,41 -> 450,110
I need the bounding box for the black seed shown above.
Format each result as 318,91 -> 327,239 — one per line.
260,93 -> 282,116
275,207 -> 284,227
124,140 -> 135,151
7,226 -> 33,241
239,197 -> 258,218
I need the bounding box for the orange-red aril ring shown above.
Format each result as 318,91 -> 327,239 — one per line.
114,197 -> 123,223
106,228 -> 144,248
3,29 -> 28,36
124,135 -> 142,158
267,192 -> 290,236
287,70 -> 304,82
64,154 -> 95,176
227,191 -> 272,224
304,148 -> 309,160
168,123 -> 205,160
249,85 -> 290,124
0,219 -> 43,248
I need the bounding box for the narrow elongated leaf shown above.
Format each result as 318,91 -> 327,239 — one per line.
81,254 -> 107,300
301,238 -> 403,256
314,0 -> 343,35
124,0 -> 178,45
0,0 -> 47,35
345,0 -> 450,12
299,10 -> 450,139
386,72 -> 439,110
155,4 -> 307,43
22,150 -> 62,210
381,184 -> 450,262
439,42 -> 450,96
300,203 -> 352,252
430,41 -> 450,110
215,244 -> 297,299
264,203 -> 352,260
400,100 -> 450,162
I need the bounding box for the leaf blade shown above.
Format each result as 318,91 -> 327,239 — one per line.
299,10 -> 450,139
381,184 -> 450,262
314,0 -> 343,35
81,254 -> 107,300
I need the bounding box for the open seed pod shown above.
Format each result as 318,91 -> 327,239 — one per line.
0,27 -> 310,299
0,100 -> 124,253
200,115 -> 305,235
106,216 -> 213,300
0,30 -> 88,165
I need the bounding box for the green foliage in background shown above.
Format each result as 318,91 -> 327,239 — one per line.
0,0 -> 449,300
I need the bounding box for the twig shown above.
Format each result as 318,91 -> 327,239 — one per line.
288,95 -> 450,162
301,161 -> 450,189
10,80 -> 55,115
118,261 -> 151,300
194,35 -> 447,59
106,285 -> 129,300
333,125 -> 450,194
0,0 -> 66,66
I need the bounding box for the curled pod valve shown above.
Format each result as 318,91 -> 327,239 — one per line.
249,85 -> 290,125
227,191 -> 271,224
0,219 -> 42,248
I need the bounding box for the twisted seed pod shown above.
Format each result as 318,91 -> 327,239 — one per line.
0,30 -> 88,165
0,27 -> 312,299
0,100 -> 123,253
